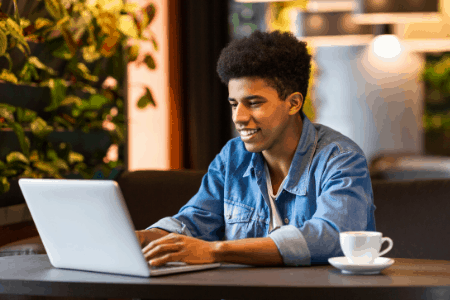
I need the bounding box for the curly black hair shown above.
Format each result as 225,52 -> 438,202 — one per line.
216,30 -> 312,106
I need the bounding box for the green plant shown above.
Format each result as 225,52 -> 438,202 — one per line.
0,0 -> 158,194
422,52 -> 450,155
423,53 -> 450,131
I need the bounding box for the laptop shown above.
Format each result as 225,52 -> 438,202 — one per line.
18,178 -> 221,277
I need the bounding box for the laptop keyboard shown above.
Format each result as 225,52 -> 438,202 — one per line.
147,261 -> 221,276
149,261 -> 188,270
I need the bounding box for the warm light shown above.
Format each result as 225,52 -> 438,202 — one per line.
402,39 -> 450,52
362,33 -> 415,76
128,0 -> 170,171
307,1 -> 355,12
235,0 -> 293,2
372,34 -> 403,60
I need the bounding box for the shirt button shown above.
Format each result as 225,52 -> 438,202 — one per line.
284,218 -> 289,224
227,215 -> 232,219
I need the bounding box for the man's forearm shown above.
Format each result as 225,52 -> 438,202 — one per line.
212,237 -> 284,266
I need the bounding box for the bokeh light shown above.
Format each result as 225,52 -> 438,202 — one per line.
372,34 -> 403,60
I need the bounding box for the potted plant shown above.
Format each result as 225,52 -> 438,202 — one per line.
0,0 -> 158,196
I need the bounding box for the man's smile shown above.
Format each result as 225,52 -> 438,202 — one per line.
238,128 -> 260,140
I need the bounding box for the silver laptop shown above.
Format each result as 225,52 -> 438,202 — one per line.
18,178 -> 220,277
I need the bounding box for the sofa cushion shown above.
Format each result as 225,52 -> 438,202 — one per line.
372,178 -> 450,260
0,220 -> 39,247
116,170 -> 206,230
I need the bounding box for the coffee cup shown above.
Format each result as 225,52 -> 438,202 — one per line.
339,231 -> 393,264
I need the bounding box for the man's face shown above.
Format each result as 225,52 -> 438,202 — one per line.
228,77 -> 293,153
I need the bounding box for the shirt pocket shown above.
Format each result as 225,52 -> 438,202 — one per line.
223,199 -> 254,239
224,199 -> 253,222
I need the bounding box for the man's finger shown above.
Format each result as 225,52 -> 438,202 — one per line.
149,252 -> 186,267
143,243 -> 182,260
142,233 -> 180,252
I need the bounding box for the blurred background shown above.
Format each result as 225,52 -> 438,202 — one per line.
2,0 -> 450,228
1,0 -> 450,250
127,0 -> 450,181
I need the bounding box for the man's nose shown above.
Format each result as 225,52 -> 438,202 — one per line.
233,103 -> 250,124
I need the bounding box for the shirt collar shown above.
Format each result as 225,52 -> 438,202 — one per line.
243,152 -> 263,178
243,113 -> 318,196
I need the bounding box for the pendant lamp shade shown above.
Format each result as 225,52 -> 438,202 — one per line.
301,11 -> 372,36
353,0 -> 441,24
234,0 -> 293,2
306,0 -> 356,13
292,8 -> 373,47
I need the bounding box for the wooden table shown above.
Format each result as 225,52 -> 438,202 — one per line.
0,255 -> 449,299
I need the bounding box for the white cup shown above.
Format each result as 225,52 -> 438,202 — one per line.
340,231 -> 393,264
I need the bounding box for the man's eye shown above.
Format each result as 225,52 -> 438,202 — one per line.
229,102 -> 237,108
249,102 -> 261,107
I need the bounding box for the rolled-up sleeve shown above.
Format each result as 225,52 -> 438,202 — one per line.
269,225 -> 311,266
147,217 -> 193,236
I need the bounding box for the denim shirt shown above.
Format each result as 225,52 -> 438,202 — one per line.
149,114 -> 376,266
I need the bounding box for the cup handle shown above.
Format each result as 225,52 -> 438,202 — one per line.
379,237 -> 393,257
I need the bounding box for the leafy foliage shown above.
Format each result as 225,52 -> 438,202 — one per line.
0,0 -> 158,194
423,53 -> 450,132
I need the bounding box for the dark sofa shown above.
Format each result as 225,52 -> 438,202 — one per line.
372,179 -> 450,260
0,171 -> 449,261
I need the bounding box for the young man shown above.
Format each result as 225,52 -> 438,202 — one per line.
137,30 -> 375,267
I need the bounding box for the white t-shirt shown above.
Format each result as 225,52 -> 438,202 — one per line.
264,163 -> 286,232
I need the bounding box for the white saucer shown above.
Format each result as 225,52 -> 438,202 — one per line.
328,257 -> 395,275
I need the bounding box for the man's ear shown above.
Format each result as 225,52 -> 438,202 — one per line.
287,92 -> 304,115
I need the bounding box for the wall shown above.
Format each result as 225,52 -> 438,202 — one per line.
402,0 -> 450,39
312,1 -> 450,162
127,0 -> 170,171
314,45 -> 424,162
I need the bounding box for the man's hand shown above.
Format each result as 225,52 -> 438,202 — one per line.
142,233 -> 218,266
135,228 -> 170,248
137,230 -> 283,267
